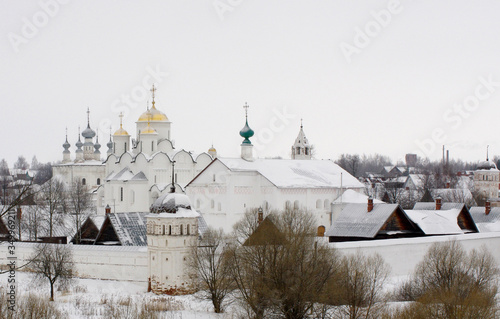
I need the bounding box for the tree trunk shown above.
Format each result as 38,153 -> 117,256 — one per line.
50,281 -> 54,301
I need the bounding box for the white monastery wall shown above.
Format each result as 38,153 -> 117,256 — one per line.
3,233 -> 500,286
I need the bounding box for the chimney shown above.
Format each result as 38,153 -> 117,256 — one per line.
105,204 -> 111,215
367,196 -> 374,212
436,196 -> 442,210
258,208 -> 263,224
446,182 -> 450,189
485,201 -> 491,215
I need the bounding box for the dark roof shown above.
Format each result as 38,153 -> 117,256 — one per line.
326,203 -> 400,238
96,212 -> 148,246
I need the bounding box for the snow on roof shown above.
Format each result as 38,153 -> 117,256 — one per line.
53,160 -> 104,167
106,167 -> 148,182
333,189 -> 384,204
107,212 -> 148,246
405,209 -> 463,235
325,203 -> 399,238
217,158 -> 364,189
149,193 -> 200,218
469,207 -> 500,232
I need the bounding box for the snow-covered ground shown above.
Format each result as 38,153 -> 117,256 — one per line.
0,271 -> 240,318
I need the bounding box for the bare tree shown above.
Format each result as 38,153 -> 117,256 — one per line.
13,156 -> 29,170
20,205 -> 47,242
68,180 -> 93,244
396,240 -> 499,318
229,208 -> 341,319
188,227 -> 232,313
36,178 -> 67,238
29,243 -> 74,301
330,253 -> 390,319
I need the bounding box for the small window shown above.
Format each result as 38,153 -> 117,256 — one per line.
120,187 -> 123,201
175,173 -> 177,183
218,203 -> 221,211
187,224 -> 190,235
316,199 -> 322,209
324,199 -> 330,209
180,225 -> 183,235
305,148 -> 309,155
296,147 -> 301,155
196,199 -> 200,208
213,174 -> 216,182
211,200 -> 215,209
151,141 -> 154,152
162,225 -> 165,235
82,178 -> 86,185
294,200 -> 299,210
317,226 -> 326,237
169,225 -> 172,235
97,178 -> 100,185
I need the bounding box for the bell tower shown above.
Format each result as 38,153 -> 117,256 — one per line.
291,119 -> 312,160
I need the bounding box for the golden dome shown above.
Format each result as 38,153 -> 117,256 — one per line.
137,104 -> 168,122
141,123 -> 157,135
114,126 -> 129,136
209,146 -> 216,152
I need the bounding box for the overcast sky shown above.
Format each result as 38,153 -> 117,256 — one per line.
2,0 -> 500,166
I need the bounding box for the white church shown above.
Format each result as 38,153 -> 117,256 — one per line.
53,85 -> 215,214
185,106 -> 365,234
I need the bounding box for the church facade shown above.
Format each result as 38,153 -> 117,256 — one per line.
102,85 -> 214,214
185,107 -> 365,233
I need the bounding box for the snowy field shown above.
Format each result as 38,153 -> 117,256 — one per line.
0,271 -> 241,318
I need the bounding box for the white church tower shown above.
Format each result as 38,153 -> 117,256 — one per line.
113,112 -> 131,155
147,189 -> 199,294
291,120 -> 312,160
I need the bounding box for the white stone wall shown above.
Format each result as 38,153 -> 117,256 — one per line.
2,233 -> 500,288
0,243 -> 147,285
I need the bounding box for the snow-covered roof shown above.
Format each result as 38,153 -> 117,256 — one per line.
469,207 -> 500,232
53,160 -> 104,167
149,193 -> 199,218
405,209 -> 463,235
106,212 -> 148,246
333,189 -> 384,204
106,167 -> 148,182
216,158 -> 364,189
325,203 -> 400,238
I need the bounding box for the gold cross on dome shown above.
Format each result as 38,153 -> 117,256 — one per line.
151,84 -> 156,101
119,112 -> 124,127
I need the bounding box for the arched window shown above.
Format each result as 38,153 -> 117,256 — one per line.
120,187 -> 124,201
211,200 -> 215,209
317,226 -> 326,237
285,200 -> 291,209
97,178 -> 100,185
316,199 -> 322,209
130,190 -> 135,204
293,200 -> 299,210
187,224 -> 190,235
82,178 -> 86,185
324,199 -> 330,209
169,225 -> 172,235
162,225 -> 165,235
180,225 -> 183,235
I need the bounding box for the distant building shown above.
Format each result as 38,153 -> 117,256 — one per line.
473,158 -> 499,200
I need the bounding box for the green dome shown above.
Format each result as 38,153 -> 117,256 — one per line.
239,119 -> 254,144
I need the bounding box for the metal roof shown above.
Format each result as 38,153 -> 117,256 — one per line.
108,212 -> 148,246
325,203 -> 399,238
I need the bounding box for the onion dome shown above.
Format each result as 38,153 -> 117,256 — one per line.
94,135 -> 101,153
75,133 -> 83,153
106,134 -> 113,153
138,85 -> 168,122
114,112 -> 129,136
239,119 -> 254,144
82,108 -> 96,138
150,193 -> 198,216
141,122 -> 158,135
63,129 -> 71,153
208,145 -> 216,153
477,160 -> 498,170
